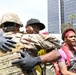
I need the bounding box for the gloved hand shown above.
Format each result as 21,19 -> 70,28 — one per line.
0,36 -> 16,52
12,51 -> 42,71
4,36 -> 12,39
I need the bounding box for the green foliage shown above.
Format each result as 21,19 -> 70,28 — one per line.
69,13 -> 76,25
69,13 -> 76,20
61,22 -> 73,33
61,13 -> 76,33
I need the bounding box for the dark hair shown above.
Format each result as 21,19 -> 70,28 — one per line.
62,27 -> 76,40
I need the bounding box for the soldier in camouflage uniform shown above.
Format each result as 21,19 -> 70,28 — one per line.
0,12 -> 26,75
0,13 -> 48,75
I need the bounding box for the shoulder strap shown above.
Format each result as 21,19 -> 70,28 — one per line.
53,62 -> 60,75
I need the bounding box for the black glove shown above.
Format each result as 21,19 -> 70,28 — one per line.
4,36 -> 12,39
0,36 -> 16,52
12,51 -> 42,71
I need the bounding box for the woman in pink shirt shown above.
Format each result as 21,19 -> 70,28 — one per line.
57,27 -> 76,75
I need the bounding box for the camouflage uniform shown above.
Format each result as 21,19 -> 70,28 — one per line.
0,13 -> 60,75
20,34 -> 60,75
0,12 -> 25,75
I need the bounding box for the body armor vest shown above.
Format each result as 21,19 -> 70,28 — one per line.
0,33 -> 60,75
0,32 -> 25,75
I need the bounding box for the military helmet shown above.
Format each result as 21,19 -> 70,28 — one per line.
0,12 -> 23,27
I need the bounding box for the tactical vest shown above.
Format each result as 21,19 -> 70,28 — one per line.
0,33 -> 60,75
0,32 -> 25,75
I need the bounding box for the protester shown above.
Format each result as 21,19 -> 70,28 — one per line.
12,18 -> 61,75
57,27 -> 76,75
25,18 -> 45,34
22,18 -> 60,75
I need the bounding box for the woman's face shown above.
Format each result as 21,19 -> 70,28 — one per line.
65,32 -> 76,46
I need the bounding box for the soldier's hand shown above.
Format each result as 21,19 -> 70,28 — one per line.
0,36 -> 16,52
4,36 -> 12,39
12,51 -> 41,71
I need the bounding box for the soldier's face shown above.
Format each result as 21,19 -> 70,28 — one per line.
2,22 -> 20,32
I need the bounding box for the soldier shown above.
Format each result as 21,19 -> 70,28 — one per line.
56,27 -> 76,75
0,12 -> 26,75
0,12 -> 23,42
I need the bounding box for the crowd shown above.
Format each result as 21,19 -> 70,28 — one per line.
0,12 -> 76,75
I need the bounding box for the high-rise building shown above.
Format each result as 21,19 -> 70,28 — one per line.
48,0 -> 76,33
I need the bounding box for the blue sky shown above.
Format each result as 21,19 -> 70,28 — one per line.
0,0 -> 48,32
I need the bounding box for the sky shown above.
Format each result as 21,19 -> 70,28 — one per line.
0,0 -> 48,32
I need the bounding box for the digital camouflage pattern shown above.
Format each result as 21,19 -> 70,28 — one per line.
0,12 -> 23,27
19,34 -> 60,75
20,34 -> 60,53
0,12 -> 60,75
0,32 -> 25,75
0,12 -> 25,75
0,32 -> 60,75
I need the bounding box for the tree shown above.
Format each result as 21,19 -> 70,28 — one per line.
69,13 -> 76,26
61,22 -> 73,33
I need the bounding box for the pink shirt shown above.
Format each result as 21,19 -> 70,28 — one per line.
57,49 -> 74,75
58,49 -> 73,62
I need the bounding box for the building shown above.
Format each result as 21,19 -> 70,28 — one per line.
48,0 -> 76,33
